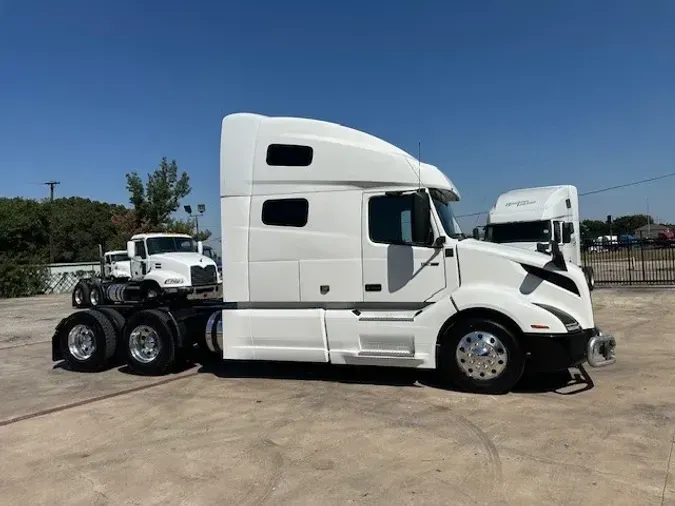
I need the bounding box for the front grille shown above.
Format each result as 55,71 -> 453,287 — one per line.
191,265 -> 218,286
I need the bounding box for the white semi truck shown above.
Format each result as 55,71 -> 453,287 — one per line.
103,250 -> 131,280
474,185 -> 595,290
52,113 -> 615,394
71,232 -> 222,309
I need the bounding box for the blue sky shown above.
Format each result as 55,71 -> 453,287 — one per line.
1,0 -> 674,240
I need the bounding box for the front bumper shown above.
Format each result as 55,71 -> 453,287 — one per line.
522,326 -> 616,373
586,328 -> 616,367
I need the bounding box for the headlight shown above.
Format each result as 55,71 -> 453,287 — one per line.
164,278 -> 185,285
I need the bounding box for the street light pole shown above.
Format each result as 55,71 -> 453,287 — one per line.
183,204 -> 205,238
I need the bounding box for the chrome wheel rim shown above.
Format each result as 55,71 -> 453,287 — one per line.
456,331 -> 508,381
129,325 -> 161,364
90,288 -> 100,306
68,324 -> 96,361
74,288 -> 83,305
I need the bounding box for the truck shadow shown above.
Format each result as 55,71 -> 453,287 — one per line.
191,351 -> 594,396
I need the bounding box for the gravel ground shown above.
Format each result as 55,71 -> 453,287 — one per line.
0,289 -> 674,505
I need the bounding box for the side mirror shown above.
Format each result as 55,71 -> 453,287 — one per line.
197,241 -> 204,255
411,190 -> 433,245
126,241 -> 136,259
553,221 -> 562,243
562,222 -> 574,244
473,227 -> 481,240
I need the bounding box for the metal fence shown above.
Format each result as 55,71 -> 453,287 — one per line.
42,262 -> 100,294
581,239 -> 675,286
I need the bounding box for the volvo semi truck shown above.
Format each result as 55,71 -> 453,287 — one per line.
52,113 -> 615,394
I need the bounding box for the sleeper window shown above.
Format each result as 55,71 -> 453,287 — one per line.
262,198 -> 309,227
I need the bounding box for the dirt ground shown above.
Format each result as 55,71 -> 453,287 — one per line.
1,289 -> 674,505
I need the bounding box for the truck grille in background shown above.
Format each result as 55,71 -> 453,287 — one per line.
191,265 -> 218,286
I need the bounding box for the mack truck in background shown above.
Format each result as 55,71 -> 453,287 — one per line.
473,185 -> 595,291
71,232 -> 222,309
52,113 -> 615,395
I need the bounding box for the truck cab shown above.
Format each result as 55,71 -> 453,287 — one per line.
212,113 -> 614,393
477,185 -> 594,290
202,244 -> 222,273
103,250 -> 130,280
126,233 -> 221,301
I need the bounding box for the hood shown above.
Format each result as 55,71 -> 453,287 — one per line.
456,238 -> 594,329
151,252 -> 217,267
458,238 -> 553,268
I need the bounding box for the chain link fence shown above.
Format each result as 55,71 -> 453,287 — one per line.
42,262 -> 101,295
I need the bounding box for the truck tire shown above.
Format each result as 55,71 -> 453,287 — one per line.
94,307 -> 126,363
123,309 -> 177,376
438,317 -> 525,394
58,309 -> 118,372
586,267 -> 595,291
89,281 -> 105,306
72,280 -> 91,308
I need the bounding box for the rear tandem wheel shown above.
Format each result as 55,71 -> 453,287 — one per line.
58,309 -> 118,372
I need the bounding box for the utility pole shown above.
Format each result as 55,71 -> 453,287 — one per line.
44,181 -> 60,264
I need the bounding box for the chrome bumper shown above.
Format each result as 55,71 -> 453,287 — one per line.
587,328 -> 616,367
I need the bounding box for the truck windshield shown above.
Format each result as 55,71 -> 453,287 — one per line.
109,253 -> 128,262
146,237 -> 196,255
431,196 -> 463,239
485,220 -> 551,243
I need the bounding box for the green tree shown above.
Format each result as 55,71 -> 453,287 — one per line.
125,157 -> 191,229
165,218 -> 212,242
580,219 -> 608,241
51,197 -> 127,262
611,214 -> 653,235
0,198 -> 50,297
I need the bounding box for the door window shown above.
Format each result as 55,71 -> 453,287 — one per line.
134,240 -> 147,259
368,194 -> 431,246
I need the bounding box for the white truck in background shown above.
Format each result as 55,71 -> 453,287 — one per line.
53,113 -> 615,394
103,250 -> 131,280
71,232 -> 222,308
474,185 -> 595,290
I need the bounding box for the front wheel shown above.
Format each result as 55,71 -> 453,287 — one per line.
438,317 -> 525,394
587,267 -> 595,291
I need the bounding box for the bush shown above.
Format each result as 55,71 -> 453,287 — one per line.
0,256 -> 48,298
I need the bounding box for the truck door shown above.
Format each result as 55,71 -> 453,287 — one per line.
130,240 -> 147,280
103,255 -> 111,278
361,190 -> 447,303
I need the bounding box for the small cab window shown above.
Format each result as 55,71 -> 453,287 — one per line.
266,144 -> 313,166
262,198 -> 309,227
368,194 -> 432,246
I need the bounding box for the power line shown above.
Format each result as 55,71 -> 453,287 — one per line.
455,170 -> 675,219
578,170 -> 675,196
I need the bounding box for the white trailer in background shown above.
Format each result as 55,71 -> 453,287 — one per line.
53,113 -> 615,394
476,185 -> 595,290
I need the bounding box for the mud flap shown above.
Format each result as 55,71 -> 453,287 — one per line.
52,318 -> 65,362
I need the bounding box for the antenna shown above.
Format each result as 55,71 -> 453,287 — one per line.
417,141 -> 422,189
